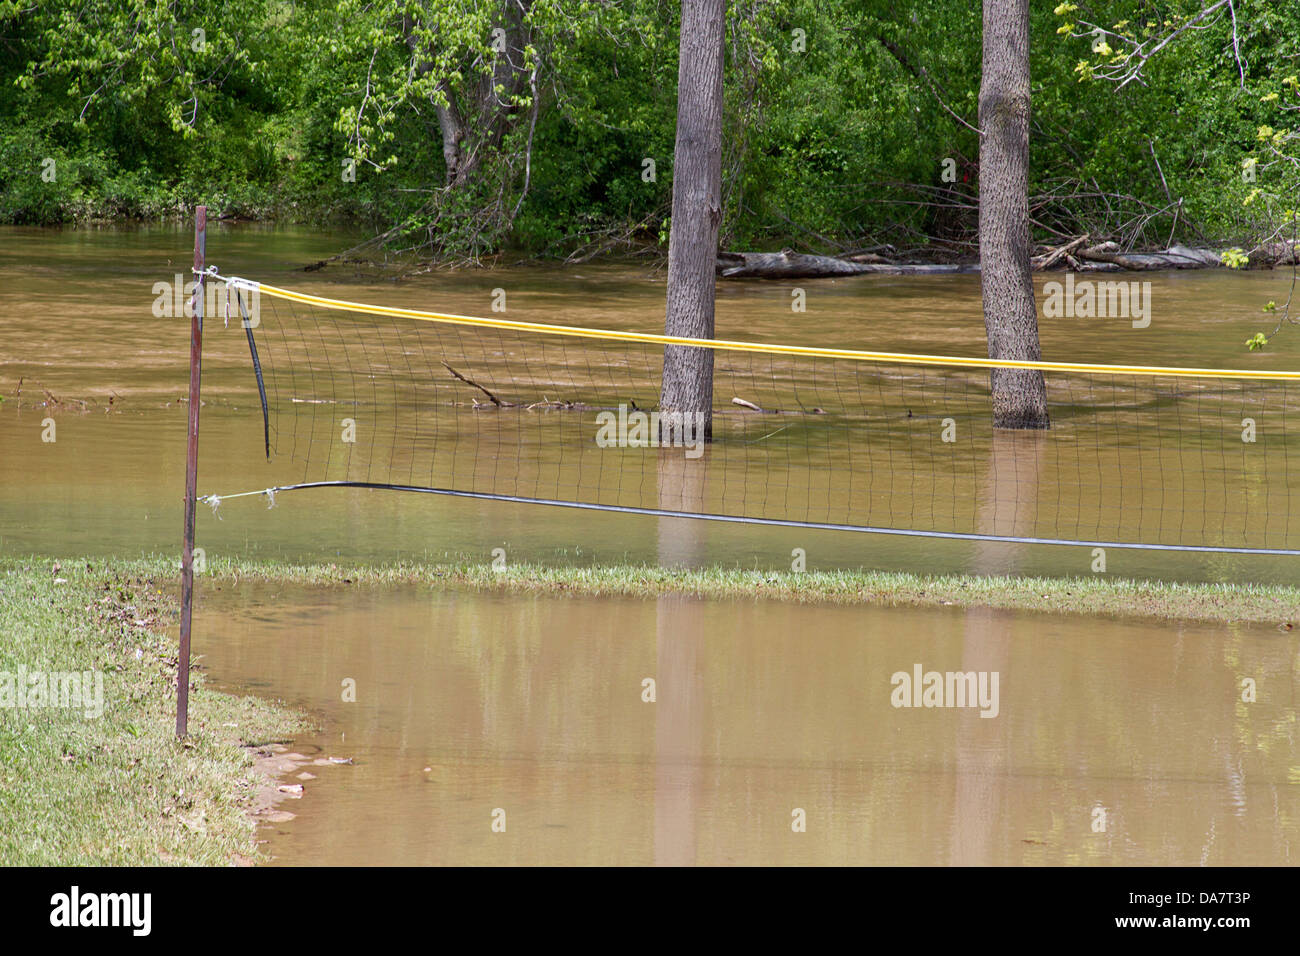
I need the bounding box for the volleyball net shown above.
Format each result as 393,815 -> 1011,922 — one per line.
194,270 -> 1300,555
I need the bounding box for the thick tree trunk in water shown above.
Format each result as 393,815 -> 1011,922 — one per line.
660,0 -> 725,444
979,0 -> 1049,429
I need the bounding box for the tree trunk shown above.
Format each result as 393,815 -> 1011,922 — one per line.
408,5 -> 532,189
434,85 -> 468,185
660,0 -> 725,444
979,0 -> 1049,429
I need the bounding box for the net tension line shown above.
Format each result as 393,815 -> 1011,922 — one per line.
191,268 -> 1300,558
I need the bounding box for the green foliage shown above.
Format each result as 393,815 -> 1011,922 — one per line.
3,0 -> 1300,262
0,0 -> 300,220
1222,248 -> 1249,269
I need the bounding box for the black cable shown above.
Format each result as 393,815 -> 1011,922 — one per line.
204,480 -> 1300,555
235,287 -> 271,460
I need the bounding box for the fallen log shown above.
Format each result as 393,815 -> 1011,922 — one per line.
716,250 -> 976,278
1250,239 -> 1300,266
1078,241 -> 1222,270
717,250 -> 877,278
1031,234 -> 1090,270
717,239 -> 1297,280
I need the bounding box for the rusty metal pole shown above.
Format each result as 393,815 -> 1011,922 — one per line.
178,205 -> 206,738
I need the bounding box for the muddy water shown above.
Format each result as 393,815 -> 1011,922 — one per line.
202,580 -> 1299,866
4,223 -> 1300,580
3,224 -> 1300,865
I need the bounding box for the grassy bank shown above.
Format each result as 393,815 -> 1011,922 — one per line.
59,555 -> 1300,626
0,559 -> 308,865
358,563 -> 1300,625
2,553 -> 1293,865
3,553 -> 1291,866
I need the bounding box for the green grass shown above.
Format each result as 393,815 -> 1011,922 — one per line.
28,554 -> 1300,626
386,563 -> 1300,625
0,559 -> 308,865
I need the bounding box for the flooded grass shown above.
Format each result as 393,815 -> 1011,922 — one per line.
3,555 -> 1295,865
0,559 -> 309,865
412,563 -> 1300,625
31,554 -> 1300,625
197,557 -> 1300,865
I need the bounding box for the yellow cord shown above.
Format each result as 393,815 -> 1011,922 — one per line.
242,280 -> 1300,381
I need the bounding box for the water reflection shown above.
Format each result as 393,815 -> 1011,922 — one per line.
193,580 -> 1299,866
655,448 -> 707,865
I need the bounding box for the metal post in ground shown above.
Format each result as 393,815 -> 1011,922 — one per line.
178,205 -> 206,738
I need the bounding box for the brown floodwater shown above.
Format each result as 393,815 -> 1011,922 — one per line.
4,222 -> 1300,579
202,579 -> 1299,866
2,223 -> 1298,865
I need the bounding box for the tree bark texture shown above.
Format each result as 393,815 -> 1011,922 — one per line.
979,0 -> 1049,429
661,0 -> 726,443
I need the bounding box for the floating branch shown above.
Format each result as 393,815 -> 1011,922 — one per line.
441,361 -> 515,407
